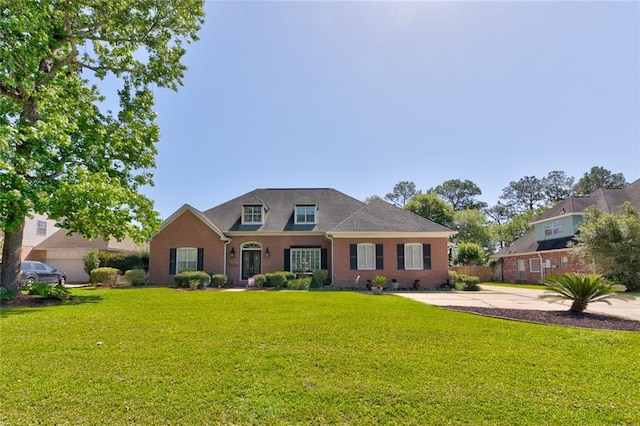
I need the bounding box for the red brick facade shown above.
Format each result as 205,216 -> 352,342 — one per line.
149,210 -> 451,288
499,249 -> 593,284
225,235 -> 329,284
149,210 -> 227,285
331,237 -> 449,289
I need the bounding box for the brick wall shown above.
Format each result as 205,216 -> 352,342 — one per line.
149,210 -> 227,285
226,235 -> 329,284
500,250 -> 593,284
331,237 -> 449,290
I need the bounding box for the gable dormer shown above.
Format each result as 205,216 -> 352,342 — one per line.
239,196 -> 268,225
294,196 -> 317,225
242,204 -> 265,225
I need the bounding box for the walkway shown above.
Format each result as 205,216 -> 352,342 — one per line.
394,285 -> 640,321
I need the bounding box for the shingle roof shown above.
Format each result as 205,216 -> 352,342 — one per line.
533,178 -> 640,222
203,188 -> 366,232
492,231 -> 575,257
330,199 -> 454,233
201,188 -> 455,235
34,229 -> 147,251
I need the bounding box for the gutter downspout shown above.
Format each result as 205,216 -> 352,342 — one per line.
327,234 -> 334,284
537,253 -> 544,283
223,240 -> 231,276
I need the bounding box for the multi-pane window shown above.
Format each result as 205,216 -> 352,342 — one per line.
243,205 -> 263,224
404,244 -> 423,270
295,205 -> 316,224
36,220 -> 47,236
561,256 -> 569,269
176,248 -> 198,273
543,219 -> 562,236
529,258 -> 541,273
357,243 -> 376,270
290,248 -> 321,271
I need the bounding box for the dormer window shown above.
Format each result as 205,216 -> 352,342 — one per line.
543,219 -> 562,237
243,205 -> 263,224
295,205 -> 316,224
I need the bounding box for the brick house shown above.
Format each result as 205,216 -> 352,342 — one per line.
148,188 -> 456,288
492,179 -> 640,283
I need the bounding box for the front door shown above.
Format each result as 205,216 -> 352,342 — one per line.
242,250 -> 261,280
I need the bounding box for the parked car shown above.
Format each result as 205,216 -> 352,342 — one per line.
19,261 -> 67,286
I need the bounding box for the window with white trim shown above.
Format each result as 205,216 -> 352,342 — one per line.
561,256 -> 568,269
357,243 -> 376,270
242,205 -> 263,224
529,258 -> 541,273
543,219 -> 563,237
404,243 -> 423,270
295,205 -> 316,224
36,220 -> 47,236
290,248 -> 321,271
176,248 -> 198,273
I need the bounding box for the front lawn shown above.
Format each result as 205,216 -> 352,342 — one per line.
1,288 -> 638,425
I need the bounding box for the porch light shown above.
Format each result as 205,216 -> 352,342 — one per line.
265,247 -> 270,258
230,247 -> 235,259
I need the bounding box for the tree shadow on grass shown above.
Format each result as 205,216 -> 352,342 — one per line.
0,294 -> 103,317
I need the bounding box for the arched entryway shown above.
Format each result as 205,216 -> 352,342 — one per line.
241,242 -> 262,280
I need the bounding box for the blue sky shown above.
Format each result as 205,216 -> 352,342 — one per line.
137,1 -> 638,220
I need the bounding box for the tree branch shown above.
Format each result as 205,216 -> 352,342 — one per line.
0,83 -> 22,102
78,62 -> 137,75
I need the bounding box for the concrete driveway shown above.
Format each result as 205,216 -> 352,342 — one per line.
394,285 -> 640,321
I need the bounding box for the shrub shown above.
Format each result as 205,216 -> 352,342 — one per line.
457,274 -> 480,291
225,275 -> 234,287
264,272 -> 287,288
541,273 -> 626,313
105,251 -> 149,273
0,287 -> 17,301
90,267 -> 120,287
252,274 -> 266,288
27,282 -> 70,299
125,269 -> 147,286
97,251 -> 114,270
174,271 -> 211,288
311,269 -> 329,288
289,277 -> 311,290
83,249 -> 101,277
284,271 -> 296,281
211,274 -> 228,288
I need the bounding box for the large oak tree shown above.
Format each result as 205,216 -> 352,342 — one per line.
0,1 -> 204,289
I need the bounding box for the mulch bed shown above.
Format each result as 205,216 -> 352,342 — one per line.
1,295 -> 67,308
444,306 -> 640,331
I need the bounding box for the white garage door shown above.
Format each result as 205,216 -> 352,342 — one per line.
47,253 -> 89,284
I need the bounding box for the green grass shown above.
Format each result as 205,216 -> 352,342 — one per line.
1,288 -> 639,425
481,282 -> 548,290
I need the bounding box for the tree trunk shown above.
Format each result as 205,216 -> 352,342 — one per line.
570,299 -> 587,313
1,220 -> 25,291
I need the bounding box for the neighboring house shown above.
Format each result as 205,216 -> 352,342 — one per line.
492,179 -> 640,283
149,188 -> 456,288
31,230 -> 148,283
20,213 -> 59,261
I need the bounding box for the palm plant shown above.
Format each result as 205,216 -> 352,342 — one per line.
540,273 -> 626,313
